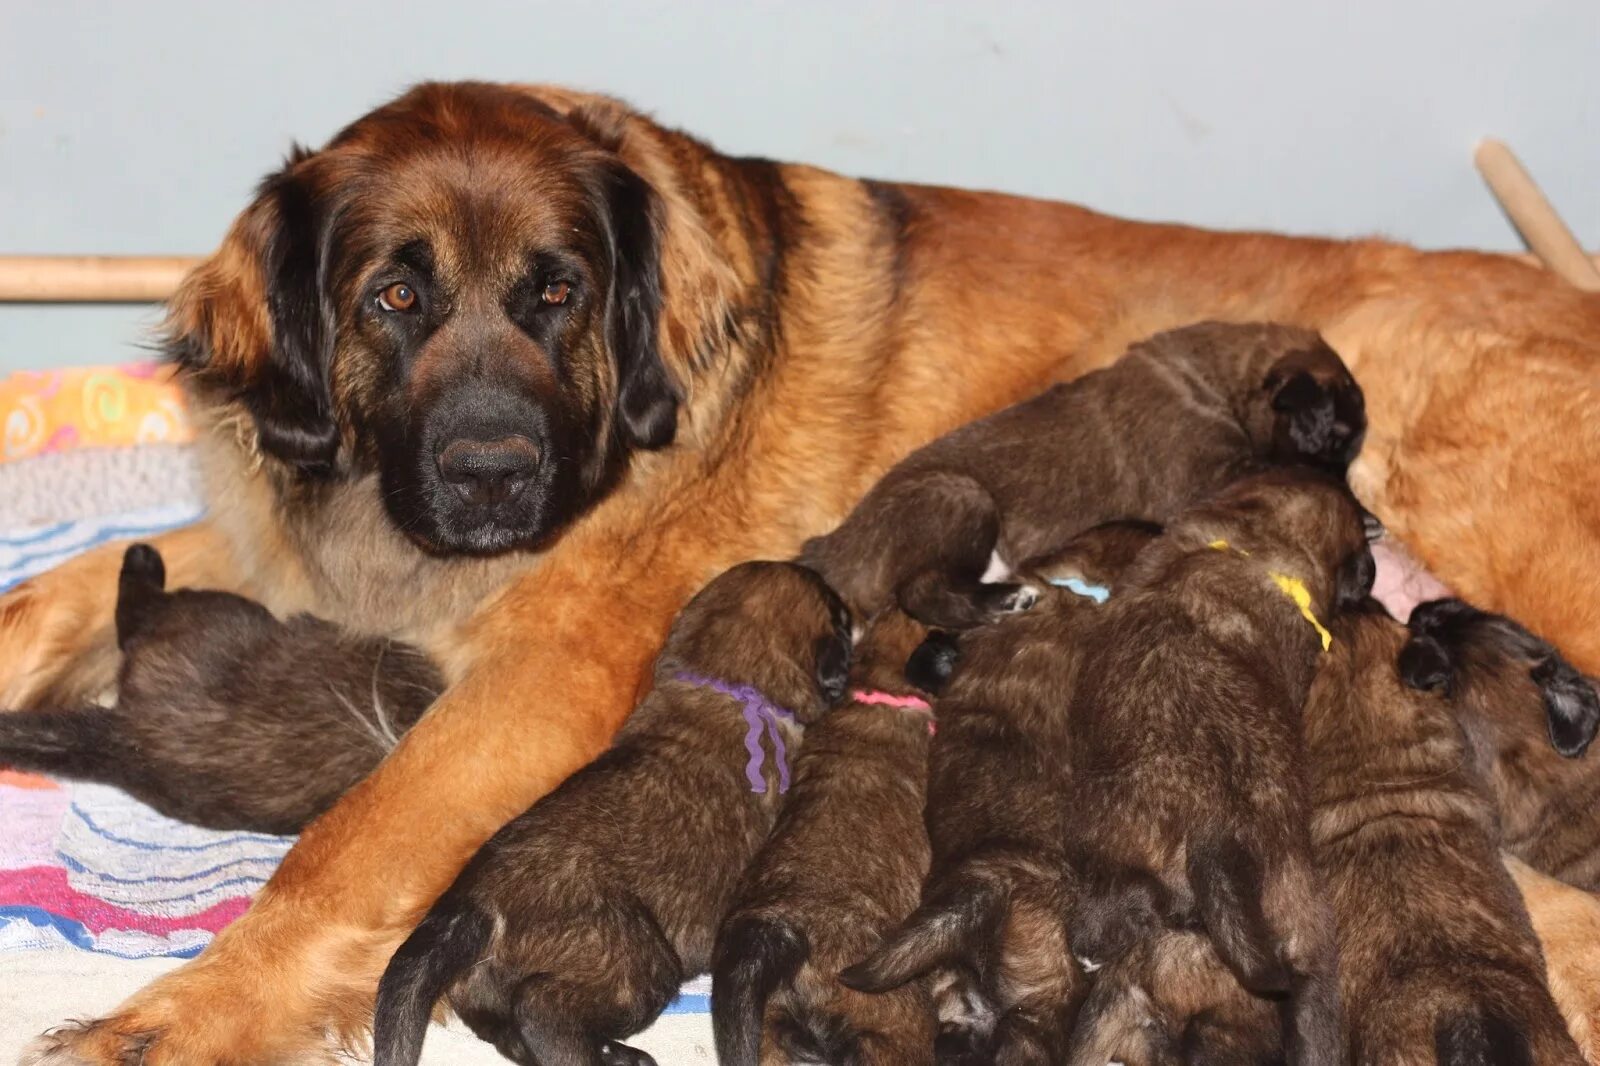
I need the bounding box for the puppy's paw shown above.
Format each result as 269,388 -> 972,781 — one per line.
983,583 -> 1040,617
599,1040 -> 658,1066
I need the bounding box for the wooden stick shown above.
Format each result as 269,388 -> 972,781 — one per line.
1476,139 -> 1600,292
0,256 -> 201,303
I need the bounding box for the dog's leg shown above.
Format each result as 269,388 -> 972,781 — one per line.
19,537 -> 698,1066
0,521 -> 242,709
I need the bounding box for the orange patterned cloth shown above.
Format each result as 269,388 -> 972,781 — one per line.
0,362 -> 192,462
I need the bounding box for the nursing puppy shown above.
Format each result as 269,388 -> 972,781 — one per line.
800,321 -> 1364,628
0,544 -> 442,833
1310,602 -> 1583,1065
841,521 -> 1163,1065
1059,469 -> 1374,1066
372,561 -> 853,1066
712,608 -> 947,1066
1401,599 -> 1600,890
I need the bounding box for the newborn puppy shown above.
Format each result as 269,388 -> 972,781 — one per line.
1309,602 -> 1583,1065
372,561 -> 854,1066
801,321 -> 1364,628
0,544 -> 442,833
1401,599 -> 1600,889
1059,469 -> 1373,1066
1066,929 -> 1280,1066
712,608 -> 947,1066
841,521 -> 1162,1065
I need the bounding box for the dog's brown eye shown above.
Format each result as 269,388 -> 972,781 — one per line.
541,281 -> 571,306
378,283 -> 417,312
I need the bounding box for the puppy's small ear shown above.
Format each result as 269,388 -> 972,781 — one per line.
906,631 -> 961,695
1532,657 -> 1600,758
812,634 -> 852,707
1398,635 -> 1455,694
1335,546 -> 1377,609
164,152 -> 339,475
603,163 -> 678,450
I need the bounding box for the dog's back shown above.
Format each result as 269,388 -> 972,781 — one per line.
1309,603 -> 1585,1065
0,544 -> 443,833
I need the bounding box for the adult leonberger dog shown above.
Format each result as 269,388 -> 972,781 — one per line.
4,81 -> 1599,1063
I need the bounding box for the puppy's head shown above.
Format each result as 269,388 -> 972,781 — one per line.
165,83 -> 688,556
1402,598 -> 1600,758
847,609 -> 956,698
1179,467 -> 1375,618
659,561 -> 855,723
1022,519 -> 1163,605
1252,335 -> 1366,473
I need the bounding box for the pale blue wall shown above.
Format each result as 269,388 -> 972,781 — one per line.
2,0 -> 1596,372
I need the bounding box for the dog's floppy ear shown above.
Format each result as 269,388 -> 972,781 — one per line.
1532,657 -> 1600,758
602,162 -> 678,450
164,151 -> 339,475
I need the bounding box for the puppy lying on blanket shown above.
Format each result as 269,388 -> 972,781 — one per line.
372,561 -> 853,1066
1310,603 -> 1584,1065
0,544 -> 442,833
1401,599 -> 1600,890
1058,469 -> 1373,1066
840,521 -> 1162,1065
800,320 -> 1363,628
712,608 -> 948,1066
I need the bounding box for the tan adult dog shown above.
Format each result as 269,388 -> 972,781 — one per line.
4,81 -> 1600,1064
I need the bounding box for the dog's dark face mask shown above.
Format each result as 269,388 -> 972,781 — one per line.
1262,345 -> 1367,473
163,83 -> 680,557
1401,598 -> 1600,759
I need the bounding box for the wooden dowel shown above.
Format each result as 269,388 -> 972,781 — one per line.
1476,140 -> 1600,292
0,256 -> 201,303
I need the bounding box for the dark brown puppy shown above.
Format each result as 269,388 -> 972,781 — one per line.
1058,469 -> 1373,1066
800,321 -> 1364,628
1309,601 -> 1585,1065
841,521 -> 1163,1066
712,608 -> 947,1066
1065,929 -> 1280,1066
0,544 -> 442,834
371,561 -> 853,1066
1401,598 -> 1600,890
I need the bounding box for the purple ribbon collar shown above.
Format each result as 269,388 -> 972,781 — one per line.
674,671 -> 796,794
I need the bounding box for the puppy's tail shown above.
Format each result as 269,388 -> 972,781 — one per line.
838,875 -> 1004,994
1435,1008 -> 1533,1066
711,915 -> 809,1066
372,900 -> 492,1066
0,708 -> 117,780
114,543 -> 167,649
1187,837 -> 1292,996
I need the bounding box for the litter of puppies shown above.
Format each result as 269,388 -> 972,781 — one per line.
9,321 -> 1599,1065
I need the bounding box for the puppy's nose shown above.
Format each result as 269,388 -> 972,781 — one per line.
437,435 -> 541,507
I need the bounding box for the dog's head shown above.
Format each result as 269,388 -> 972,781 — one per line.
1180,467 -> 1375,618
164,83 -> 701,555
1256,336 -> 1366,473
1401,598 -> 1600,758
660,561 -> 856,723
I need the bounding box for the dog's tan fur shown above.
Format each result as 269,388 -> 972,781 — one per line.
1508,856 -> 1600,1063
5,82 -> 1600,1062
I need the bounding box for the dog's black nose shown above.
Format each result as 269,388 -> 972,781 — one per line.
437,435 -> 541,507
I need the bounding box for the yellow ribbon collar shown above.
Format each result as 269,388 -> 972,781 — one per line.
1207,539 -> 1333,652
